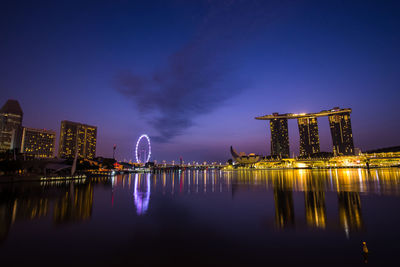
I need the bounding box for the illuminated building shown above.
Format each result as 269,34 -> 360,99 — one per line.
230,146 -> 261,164
0,99 -> 23,152
329,109 -> 354,155
305,191 -> 326,228
298,117 -> 320,157
20,127 -> 56,158
255,107 -> 353,157
269,114 -> 290,158
58,120 -> 97,159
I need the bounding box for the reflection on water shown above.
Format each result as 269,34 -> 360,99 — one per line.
0,178 -> 110,243
1,168 -> 400,247
53,182 -> 94,224
339,192 -> 363,237
305,191 -> 326,229
274,188 -> 295,229
113,168 -> 400,232
133,173 -> 150,215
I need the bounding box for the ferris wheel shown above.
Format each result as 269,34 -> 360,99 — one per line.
135,134 -> 151,163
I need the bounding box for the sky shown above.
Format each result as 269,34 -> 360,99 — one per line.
1,0 -> 400,163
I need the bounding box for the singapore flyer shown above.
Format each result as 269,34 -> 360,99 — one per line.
135,134 -> 151,163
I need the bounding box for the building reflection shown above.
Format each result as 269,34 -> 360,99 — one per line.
0,199 -> 13,244
53,183 -> 94,224
0,178 -> 109,243
304,172 -> 327,229
338,191 -> 363,236
133,173 -> 151,215
305,191 -> 326,228
273,174 -> 295,229
2,168 -> 400,244
274,189 -> 295,228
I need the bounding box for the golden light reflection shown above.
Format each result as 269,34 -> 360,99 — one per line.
1,168 -> 400,243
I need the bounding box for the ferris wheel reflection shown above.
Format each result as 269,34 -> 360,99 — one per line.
133,173 -> 151,215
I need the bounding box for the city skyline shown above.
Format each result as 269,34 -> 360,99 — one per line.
1,98 -> 391,163
1,1 -> 400,162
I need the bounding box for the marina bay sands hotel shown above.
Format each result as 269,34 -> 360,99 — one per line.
255,107 -> 354,158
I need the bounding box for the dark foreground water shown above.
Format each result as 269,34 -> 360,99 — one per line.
1,168 -> 400,266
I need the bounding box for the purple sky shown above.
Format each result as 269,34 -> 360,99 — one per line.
1,0 -> 400,163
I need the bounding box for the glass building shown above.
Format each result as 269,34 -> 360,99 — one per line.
20,127 -> 56,158
0,99 -> 23,152
298,117 -> 320,157
328,111 -> 354,156
58,120 -> 97,159
269,114 -> 290,158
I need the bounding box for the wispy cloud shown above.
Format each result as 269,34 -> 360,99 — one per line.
117,0 -> 289,142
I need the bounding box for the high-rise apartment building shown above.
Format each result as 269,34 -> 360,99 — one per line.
298,117 -> 320,157
58,121 -> 97,159
20,127 -> 56,158
269,114 -> 290,158
0,99 -> 23,152
328,110 -> 354,156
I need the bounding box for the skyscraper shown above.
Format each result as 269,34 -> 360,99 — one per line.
0,100 -> 23,152
58,120 -> 97,159
256,107 -> 354,157
269,114 -> 289,158
298,117 -> 320,157
328,109 -> 354,156
20,127 -> 56,158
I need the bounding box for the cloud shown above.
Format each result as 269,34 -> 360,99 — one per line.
117,0 -> 288,142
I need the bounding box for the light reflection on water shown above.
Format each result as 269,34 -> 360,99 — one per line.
1,168 -> 400,265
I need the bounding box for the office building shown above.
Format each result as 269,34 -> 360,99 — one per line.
269,114 -> 290,158
298,117 -> 320,157
58,120 -> 97,159
20,127 -> 56,158
0,99 -> 23,152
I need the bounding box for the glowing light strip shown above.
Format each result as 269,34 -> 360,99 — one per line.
135,134 -> 151,163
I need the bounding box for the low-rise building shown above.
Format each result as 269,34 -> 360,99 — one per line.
20,127 -> 56,158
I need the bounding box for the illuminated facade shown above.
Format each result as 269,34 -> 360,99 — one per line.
256,107 -> 354,157
0,99 -> 23,152
298,117 -> 320,157
269,114 -> 290,158
329,111 -> 354,155
20,127 -> 56,158
58,120 -> 97,159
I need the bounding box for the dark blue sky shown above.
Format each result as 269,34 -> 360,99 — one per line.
1,0 -> 400,162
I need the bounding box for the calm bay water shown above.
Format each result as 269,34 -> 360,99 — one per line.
1,168 -> 400,266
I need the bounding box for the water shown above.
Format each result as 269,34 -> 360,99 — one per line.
1,168 -> 400,266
